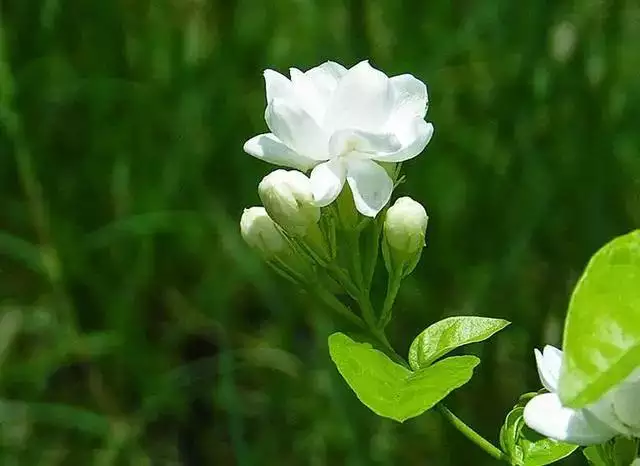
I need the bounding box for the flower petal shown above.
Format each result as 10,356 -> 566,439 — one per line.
328,129 -> 401,158
305,61 -> 347,101
523,393 -> 617,446
243,133 -> 317,171
389,74 -> 429,121
587,377 -> 640,436
264,69 -> 294,104
310,158 -> 346,207
265,98 -> 329,161
345,159 -> 393,217
535,345 -> 563,393
612,380 -> 640,433
290,67 -> 326,123
370,119 -> 434,163
324,60 -> 393,133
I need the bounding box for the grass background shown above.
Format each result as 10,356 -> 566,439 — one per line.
0,0 -> 639,464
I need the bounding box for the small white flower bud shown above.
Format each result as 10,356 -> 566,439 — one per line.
381,197 -> 428,281
240,207 -> 288,257
258,169 -> 320,237
240,206 -> 316,284
383,197 -> 428,254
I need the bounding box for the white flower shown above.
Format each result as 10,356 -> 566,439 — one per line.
384,196 -> 428,254
523,345 -> 640,445
243,60 -> 434,217
258,169 -> 320,237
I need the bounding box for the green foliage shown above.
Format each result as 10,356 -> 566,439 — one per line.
408,316 -> 510,370
583,437 -> 639,466
1,0 -> 639,463
559,230 -> 640,408
500,393 -> 578,466
328,332 -> 479,422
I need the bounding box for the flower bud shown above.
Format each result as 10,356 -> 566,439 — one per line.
384,197 -> 428,254
240,207 -> 288,257
382,197 -> 428,280
240,206 -> 315,284
258,169 -> 320,237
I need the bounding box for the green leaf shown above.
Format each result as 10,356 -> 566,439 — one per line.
328,332 -> 479,422
0,400 -> 110,436
612,437 -> 638,466
584,444 -> 613,466
408,316 -> 510,370
500,394 -> 578,466
518,425 -> 578,466
559,230 -> 640,408
0,231 -> 46,275
583,437 -> 639,466
499,406 -> 526,464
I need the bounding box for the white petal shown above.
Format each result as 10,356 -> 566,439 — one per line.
523,393 -> 617,445
389,74 -> 429,121
371,119 -> 434,163
310,159 -> 346,207
305,61 -> 347,101
535,345 -> 563,393
289,67 -> 326,123
328,129 -> 401,158
345,159 -> 393,217
265,98 -> 329,161
324,60 -> 393,133
587,377 -> 640,436
612,380 -> 640,433
264,69 -> 294,104
586,391 -> 627,435
243,133 -> 317,171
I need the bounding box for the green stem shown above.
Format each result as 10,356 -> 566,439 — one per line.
313,287 -> 366,330
371,326 -> 408,368
437,405 -> 508,462
378,270 -> 403,329
352,287 -> 407,368
362,217 -> 382,289
357,289 -> 378,331
348,232 -> 365,290
328,265 -> 361,302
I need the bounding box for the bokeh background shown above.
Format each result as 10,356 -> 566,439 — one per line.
1,0 -> 639,464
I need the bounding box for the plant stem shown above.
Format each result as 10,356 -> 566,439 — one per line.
362,217 -> 382,289
378,270 -> 403,329
328,265 -> 361,302
357,289 -> 378,331
437,405 -> 508,462
348,232 -> 365,291
314,287 -> 366,330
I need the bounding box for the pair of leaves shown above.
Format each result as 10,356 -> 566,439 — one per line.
499,393 -> 578,466
329,316 -> 509,422
559,230 -> 640,408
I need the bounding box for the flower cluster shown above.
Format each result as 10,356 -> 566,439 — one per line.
240,60 -> 432,298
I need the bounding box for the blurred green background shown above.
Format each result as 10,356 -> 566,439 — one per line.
0,0 -> 639,464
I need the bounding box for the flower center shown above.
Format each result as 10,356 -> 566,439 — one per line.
338,138 -> 358,158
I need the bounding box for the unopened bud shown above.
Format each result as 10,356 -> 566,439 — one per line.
240,206 -> 314,283
258,169 -> 320,237
240,207 -> 288,257
382,197 -> 428,279
384,197 -> 428,254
